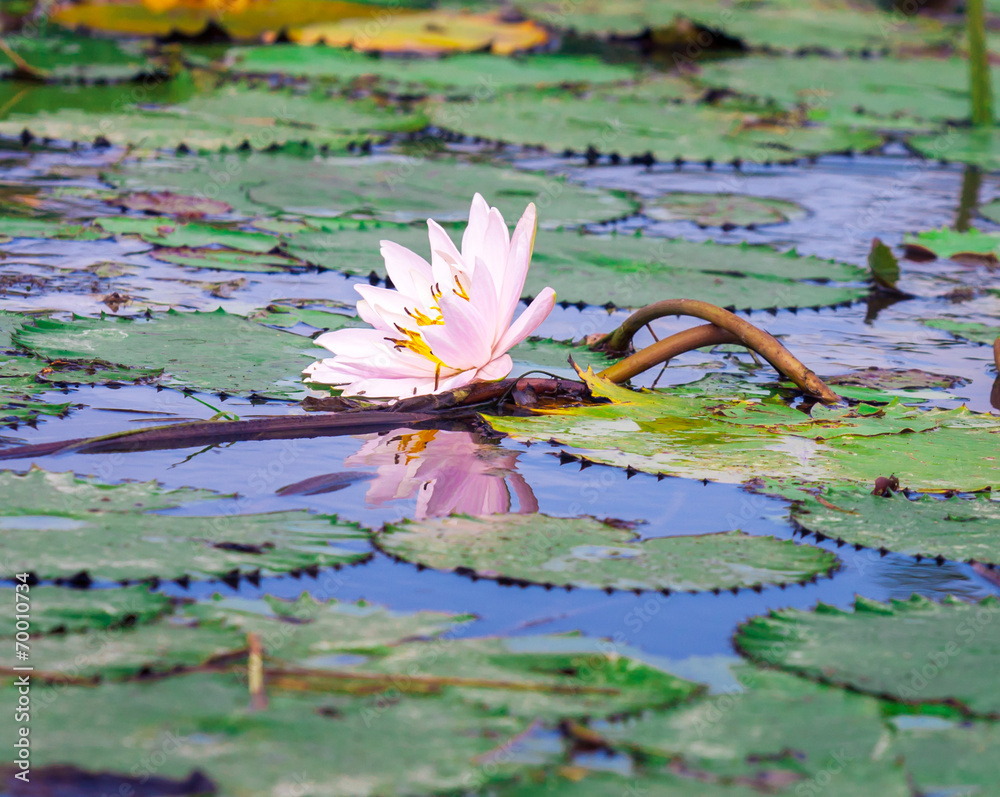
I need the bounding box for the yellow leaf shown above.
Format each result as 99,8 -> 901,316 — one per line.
290,10 -> 549,55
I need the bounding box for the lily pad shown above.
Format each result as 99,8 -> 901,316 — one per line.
923,318 -> 998,346
111,191 -> 233,217
378,514 -> 838,592
149,246 -> 310,273
96,216 -> 279,251
598,665 -> 895,784
0,34 -> 152,82
284,224 -> 869,310
0,468 -> 368,583
0,585 -> 171,635
736,595 -> 1000,718
902,227 -> 1000,263
427,89 -> 883,163
782,486 -> 1000,565
484,371 -> 1000,490
289,10 -> 550,55
644,192 -> 807,227
0,83 -> 427,151
979,197 -> 1000,223
250,302 -> 360,330
826,367 -> 964,391
0,216 -> 110,241
226,46 -> 635,91
109,154 -> 636,226
891,719 -> 1000,797
13,308 -> 320,397
2,672 -> 545,797
910,127 -> 1000,170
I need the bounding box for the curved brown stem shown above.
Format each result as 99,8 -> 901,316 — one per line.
599,324 -> 738,383
994,335 -> 1000,372
593,299 -> 840,403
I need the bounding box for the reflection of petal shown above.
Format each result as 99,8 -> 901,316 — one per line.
345,427 -> 534,519
509,472 -> 539,514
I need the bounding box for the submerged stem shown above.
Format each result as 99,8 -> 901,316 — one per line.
969,0 -> 994,127
593,299 -> 840,403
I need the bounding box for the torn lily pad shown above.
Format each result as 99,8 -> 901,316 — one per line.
0,468 -> 368,582
736,595 -> 1000,717
284,224 -> 868,310
378,514 -> 837,593
0,585 -> 171,636
781,486 -> 1000,565
13,308 -> 319,397
484,372 -> 1000,490
644,192 -> 807,227
110,154 -> 636,225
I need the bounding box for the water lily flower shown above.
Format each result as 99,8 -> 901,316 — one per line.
304,194 -> 556,399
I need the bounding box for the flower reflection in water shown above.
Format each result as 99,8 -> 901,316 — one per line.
346,427 -> 537,519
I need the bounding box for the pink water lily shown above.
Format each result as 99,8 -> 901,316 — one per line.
304,194 -> 556,399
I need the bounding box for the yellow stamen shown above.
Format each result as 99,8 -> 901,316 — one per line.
453,276 -> 470,301
386,325 -> 449,369
406,307 -> 444,327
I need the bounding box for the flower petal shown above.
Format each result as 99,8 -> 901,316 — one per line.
461,193 -> 491,270
422,289 -> 493,370
493,287 -> 556,355
476,353 -> 513,382
380,240 -> 433,298
427,219 -> 464,286
480,206 -> 511,297
497,202 -> 536,335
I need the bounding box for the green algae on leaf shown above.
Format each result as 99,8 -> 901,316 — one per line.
484,372 -> 1000,490
0,585 -> 171,636
226,46 -> 636,90
0,672 -> 547,797
0,468 -> 368,582
782,487 -> 1000,565
643,192 -> 807,227
736,595 -> 1000,717
13,308 -> 319,397
378,514 -> 838,593
110,154 -> 635,226
597,665 -> 894,784
284,224 -> 868,310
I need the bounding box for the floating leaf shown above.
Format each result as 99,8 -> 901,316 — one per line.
598,665 -> 896,785
4,672 -> 545,797
923,318 -> 999,346
0,585 -> 171,635
826,367 -> 964,391
149,246 -> 310,273
290,11 -> 550,55
0,34 -> 152,82
891,719 -> 1000,797
0,216 -> 110,241
226,46 -> 634,91
109,154 -> 636,225
643,192 -> 807,227
781,486 -> 1000,565
736,595 -> 1000,717
910,127 -> 1000,170
96,216 -> 278,251
978,197 -> 1000,223
111,191 -> 233,218
0,468 -> 368,582
13,308 -> 319,397
868,238 -> 900,291
484,372 -> 1000,490
250,302 -> 360,330
284,224 -> 868,309
427,89 -> 883,163
378,514 -> 838,592
902,227 -> 1000,263
51,0 -> 413,40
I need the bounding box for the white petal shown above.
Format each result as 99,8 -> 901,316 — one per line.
480,207 -> 511,297
493,287 -> 556,355
339,374 -> 441,399
422,290 -> 493,370
313,327 -> 390,358
354,284 -> 420,332
380,240 -> 433,298
497,202 -> 536,335
476,354 -> 513,381
469,254 -> 499,344
461,193 -> 491,269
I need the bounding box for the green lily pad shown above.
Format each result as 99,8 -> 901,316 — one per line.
149,246 -> 310,273
979,197 -> 1000,223
3,672 -> 545,797
891,718 -> 1000,796
111,191 -> 233,217
736,595 -> 1000,718
698,55 -> 988,125
426,89 -> 883,163
781,486 -> 1000,565
910,127 -> 1000,170
644,192 -> 807,227
110,154 -> 636,225
0,585 -> 172,636
510,337 -> 614,376
0,216 -> 110,241
0,82 -> 427,151
226,46 -> 636,91
903,227 -> 1000,263
0,468 -> 368,582
484,372 -> 1000,490
13,308 -> 319,397
0,34 -> 152,82
284,224 -> 868,310
923,318 -> 998,346
95,217 -> 279,252
250,302 -> 360,331
512,0 -> 944,51
598,665 -> 894,783
826,367 -> 964,391
378,514 -> 838,592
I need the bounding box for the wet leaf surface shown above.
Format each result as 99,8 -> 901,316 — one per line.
643,192 -> 807,228
378,513 -> 838,593
0,585 -> 171,635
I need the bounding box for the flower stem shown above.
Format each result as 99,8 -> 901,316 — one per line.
969,0 -> 994,127
599,324 -> 738,383
593,299 -> 840,403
